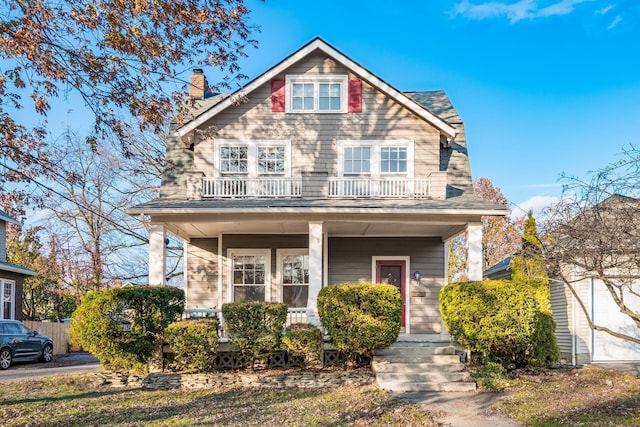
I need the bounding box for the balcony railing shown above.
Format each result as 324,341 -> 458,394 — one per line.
184,307 -> 308,339
328,178 -> 430,198
202,177 -> 302,198
196,174 -> 444,199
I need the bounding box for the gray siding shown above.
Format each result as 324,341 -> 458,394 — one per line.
550,280 -> 572,360
160,129 -> 195,199
186,238 -> 218,309
328,237 -> 445,334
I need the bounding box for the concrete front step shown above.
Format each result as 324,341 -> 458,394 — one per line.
374,354 -> 462,364
379,381 -> 478,392
372,361 -> 467,373
373,343 -> 476,392
376,371 -> 472,384
376,343 -> 459,356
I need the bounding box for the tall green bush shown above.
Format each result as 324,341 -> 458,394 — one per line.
165,318 -> 219,372
439,280 -> 558,368
317,283 -> 401,365
69,286 -> 185,373
221,301 -> 287,369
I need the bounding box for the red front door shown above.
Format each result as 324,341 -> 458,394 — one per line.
376,260 -> 406,327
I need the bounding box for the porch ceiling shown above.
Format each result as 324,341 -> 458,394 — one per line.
155,214 -> 471,242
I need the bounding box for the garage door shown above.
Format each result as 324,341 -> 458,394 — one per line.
592,279 -> 640,361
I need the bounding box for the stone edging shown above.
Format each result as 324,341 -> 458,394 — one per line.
94,370 -> 375,390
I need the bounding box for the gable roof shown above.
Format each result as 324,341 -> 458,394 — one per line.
175,37 -> 458,144
0,210 -> 19,225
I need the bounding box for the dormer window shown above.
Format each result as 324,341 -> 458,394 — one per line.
286,75 -> 348,113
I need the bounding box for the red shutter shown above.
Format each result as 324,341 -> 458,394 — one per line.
348,79 -> 362,113
271,79 -> 285,112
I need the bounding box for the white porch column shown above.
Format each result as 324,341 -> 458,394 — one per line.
307,221 -> 324,325
149,224 -> 167,285
466,222 -> 483,282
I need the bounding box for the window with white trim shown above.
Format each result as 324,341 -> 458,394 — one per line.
277,249 -> 309,308
286,75 -> 348,113
216,140 -> 291,177
228,249 -> 271,302
338,140 -> 414,177
220,146 -> 248,174
1,279 -> 15,320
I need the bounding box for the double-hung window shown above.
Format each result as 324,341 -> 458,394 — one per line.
0,279 -> 15,320
228,249 -> 271,302
277,249 -> 309,308
286,75 -> 348,113
216,140 -> 291,178
338,140 -> 414,178
220,146 -> 248,174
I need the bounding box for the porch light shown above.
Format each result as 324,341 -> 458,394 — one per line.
413,271 -> 421,280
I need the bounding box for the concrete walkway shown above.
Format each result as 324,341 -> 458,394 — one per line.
396,390 -> 523,427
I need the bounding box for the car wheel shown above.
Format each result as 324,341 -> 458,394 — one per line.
0,348 -> 11,370
39,343 -> 53,363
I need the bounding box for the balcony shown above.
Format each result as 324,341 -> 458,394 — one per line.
328,178 -> 430,198
202,177 -> 302,198
192,172 -> 446,200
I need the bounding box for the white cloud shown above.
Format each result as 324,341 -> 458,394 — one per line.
607,15 -> 622,29
596,4 -> 616,15
511,195 -> 559,219
452,0 -> 596,23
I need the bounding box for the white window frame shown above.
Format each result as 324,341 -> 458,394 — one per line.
215,140 -> 291,178
337,140 -> 414,178
276,249 -> 309,308
0,279 -> 15,320
285,74 -> 348,113
227,249 -> 271,303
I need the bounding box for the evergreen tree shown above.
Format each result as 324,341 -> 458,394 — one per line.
510,211 -> 558,365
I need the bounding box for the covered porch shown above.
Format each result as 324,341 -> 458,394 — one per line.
137,201 -> 490,339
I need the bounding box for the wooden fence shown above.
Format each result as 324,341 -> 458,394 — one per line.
23,321 -> 70,355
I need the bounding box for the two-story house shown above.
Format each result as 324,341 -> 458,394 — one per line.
0,210 -> 37,320
128,38 -> 508,339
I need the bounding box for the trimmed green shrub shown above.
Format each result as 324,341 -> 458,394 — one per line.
317,283 -> 401,366
221,301 -> 287,369
69,286 -> 185,373
282,323 -> 323,367
165,318 -> 219,372
439,280 -> 558,369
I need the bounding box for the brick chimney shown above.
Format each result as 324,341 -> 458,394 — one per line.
189,68 -> 208,99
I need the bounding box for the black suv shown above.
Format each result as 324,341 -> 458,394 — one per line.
0,320 -> 54,369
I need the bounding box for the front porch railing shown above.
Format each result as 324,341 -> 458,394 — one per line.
328,177 -> 430,198
202,177 -> 302,198
184,307 -> 308,338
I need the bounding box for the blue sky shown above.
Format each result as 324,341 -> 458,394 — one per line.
226,0 -> 640,216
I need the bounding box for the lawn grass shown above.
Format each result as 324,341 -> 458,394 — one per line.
493,366 -> 640,426
0,375 -> 438,426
